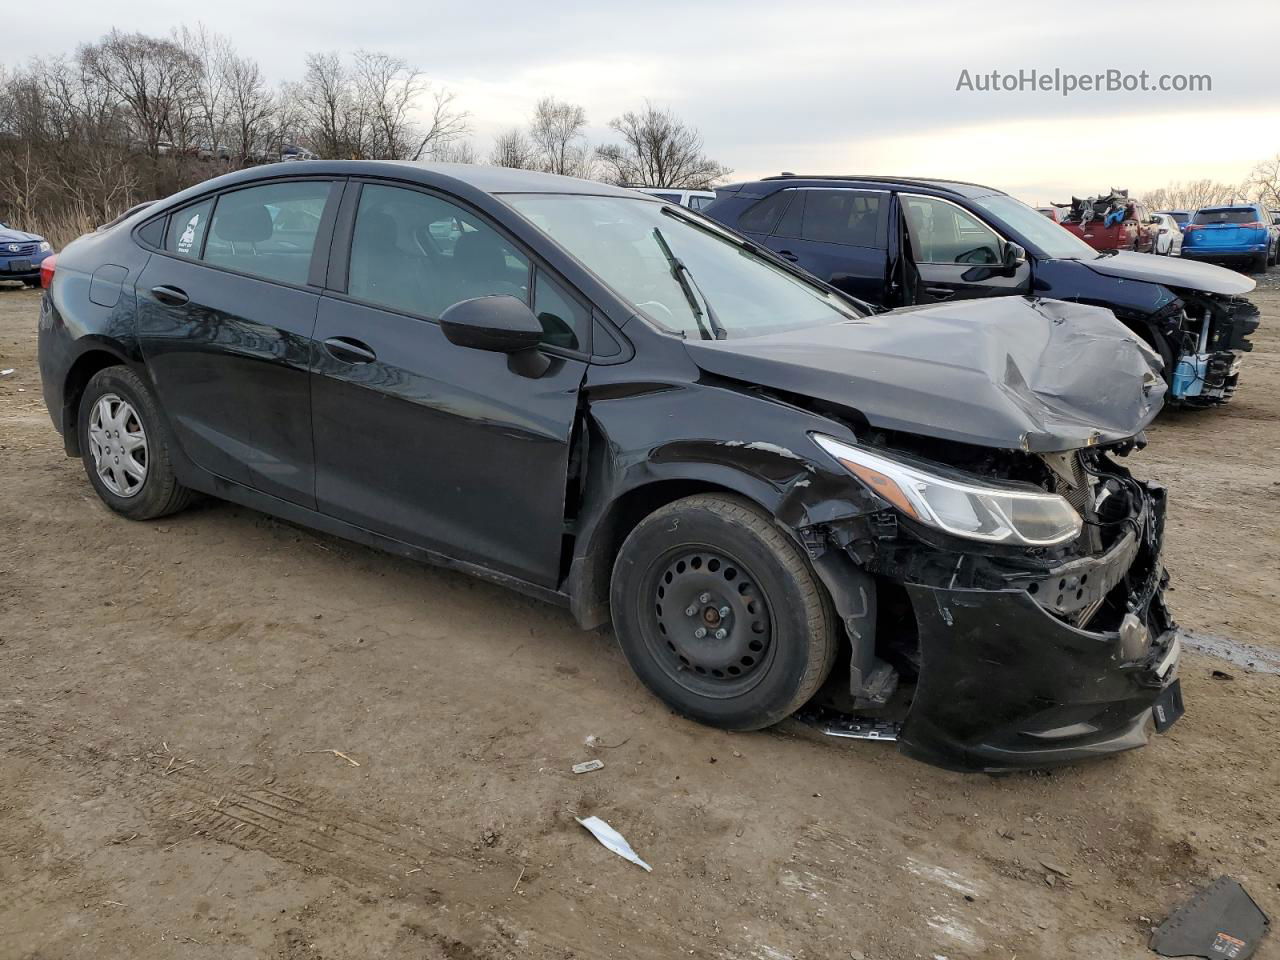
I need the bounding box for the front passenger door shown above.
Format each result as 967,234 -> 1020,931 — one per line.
311,182 -> 589,587
899,193 -> 1030,304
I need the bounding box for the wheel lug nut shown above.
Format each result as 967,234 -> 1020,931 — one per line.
714,628 -> 727,640
693,627 -> 707,639
685,604 -> 698,617
719,606 -> 730,617
699,592 -> 711,603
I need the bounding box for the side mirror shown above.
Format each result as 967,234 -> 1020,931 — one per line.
440,295 -> 542,353
440,295 -> 550,377
1003,241 -> 1027,271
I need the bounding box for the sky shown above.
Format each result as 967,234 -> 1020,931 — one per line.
7,0 -> 1279,204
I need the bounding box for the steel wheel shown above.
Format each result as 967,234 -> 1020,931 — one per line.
646,546 -> 775,698
88,393 -> 148,498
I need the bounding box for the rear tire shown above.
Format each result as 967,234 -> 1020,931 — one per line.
610,493 -> 837,731
1250,253 -> 1268,273
77,366 -> 193,520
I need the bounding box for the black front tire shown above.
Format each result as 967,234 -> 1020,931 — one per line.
77,366 -> 193,520
610,493 -> 837,731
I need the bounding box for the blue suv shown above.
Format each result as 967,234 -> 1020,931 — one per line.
0,222 -> 54,287
1181,203 -> 1278,272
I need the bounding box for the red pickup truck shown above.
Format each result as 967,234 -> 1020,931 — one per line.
1060,193 -> 1159,254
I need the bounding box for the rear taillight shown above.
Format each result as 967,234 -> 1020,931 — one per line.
39,254 -> 56,290
1239,221 -> 1266,229
1182,224 -> 1203,232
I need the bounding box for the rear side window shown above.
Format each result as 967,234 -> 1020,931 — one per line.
737,191 -> 791,234
801,190 -> 884,247
650,191 -> 682,203
165,199 -> 212,258
1193,207 -> 1261,225
203,180 -> 333,285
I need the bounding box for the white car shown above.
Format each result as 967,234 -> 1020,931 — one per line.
1152,213 -> 1183,257
637,187 -> 717,211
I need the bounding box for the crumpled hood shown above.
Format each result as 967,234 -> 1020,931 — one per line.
0,226 -> 43,244
684,297 -> 1166,453
1080,249 -> 1255,295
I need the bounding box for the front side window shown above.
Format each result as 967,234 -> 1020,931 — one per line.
801,190 -> 884,247
533,269 -> 588,351
347,183 -> 530,319
203,180 -> 333,284
165,199 -> 213,258
903,195 -> 1002,264
504,194 -> 863,340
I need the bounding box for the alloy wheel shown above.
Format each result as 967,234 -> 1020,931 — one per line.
88,393 -> 148,497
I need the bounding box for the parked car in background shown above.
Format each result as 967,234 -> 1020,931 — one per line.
0,222 -> 54,287
1154,210 -> 1191,231
1060,195 -> 1158,253
1152,213 -> 1183,257
1181,203 -> 1278,272
1035,206 -> 1065,222
637,187 -> 717,210
280,144 -> 318,162
703,174 -> 1259,405
36,162 -> 1184,772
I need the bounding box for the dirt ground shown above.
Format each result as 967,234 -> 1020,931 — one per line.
2,273 -> 1278,960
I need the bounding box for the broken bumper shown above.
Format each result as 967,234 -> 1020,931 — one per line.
895,484 -> 1180,773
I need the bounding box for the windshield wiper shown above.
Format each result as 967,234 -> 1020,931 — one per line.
651,227 -> 726,340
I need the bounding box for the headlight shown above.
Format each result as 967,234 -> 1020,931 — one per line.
38,241 -> 52,253
812,434 -> 1082,546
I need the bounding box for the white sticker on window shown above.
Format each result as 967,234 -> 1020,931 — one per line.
177,213 -> 200,255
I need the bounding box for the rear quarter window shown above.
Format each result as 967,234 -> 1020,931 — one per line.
737,191 -> 792,234
165,199 -> 213,258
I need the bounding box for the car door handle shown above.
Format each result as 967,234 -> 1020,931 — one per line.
776,249 -> 800,262
150,285 -> 189,306
322,336 -> 377,364
924,286 -> 957,299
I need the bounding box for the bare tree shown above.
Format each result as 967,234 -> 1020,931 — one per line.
78,30 -> 202,156
222,53 -> 275,162
529,96 -> 591,176
296,52 -> 355,158
595,102 -> 730,188
176,24 -> 231,152
1247,155 -> 1280,211
407,87 -> 469,161
1142,178 -> 1246,211
489,128 -> 537,169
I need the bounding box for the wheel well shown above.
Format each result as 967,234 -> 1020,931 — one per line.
61,350 -> 125,456
569,478 -> 748,629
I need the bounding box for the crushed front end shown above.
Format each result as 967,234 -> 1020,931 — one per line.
805,438 -> 1182,772
1164,292 -> 1260,405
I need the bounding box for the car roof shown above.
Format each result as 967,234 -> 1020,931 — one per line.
750,174 -> 1004,198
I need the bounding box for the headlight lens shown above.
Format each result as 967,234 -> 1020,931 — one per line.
812,434 -> 1082,546
38,241 -> 52,253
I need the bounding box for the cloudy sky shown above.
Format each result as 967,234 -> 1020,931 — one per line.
8,0 -> 1279,203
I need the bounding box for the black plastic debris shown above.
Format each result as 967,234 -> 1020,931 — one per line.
1150,876 -> 1269,959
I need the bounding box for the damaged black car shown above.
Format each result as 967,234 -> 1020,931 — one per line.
37,162 -> 1182,772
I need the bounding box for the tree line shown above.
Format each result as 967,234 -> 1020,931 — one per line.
0,26 -> 732,246
1141,159 -> 1280,214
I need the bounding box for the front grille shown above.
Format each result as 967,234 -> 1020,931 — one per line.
1,242 -> 37,257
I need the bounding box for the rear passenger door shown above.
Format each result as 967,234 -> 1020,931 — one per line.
310,181 -> 589,587
766,188 -> 889,303
136,178 -> 339,507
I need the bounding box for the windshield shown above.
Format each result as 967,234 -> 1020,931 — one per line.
503,194 -> 862,339
971,193 -> 1100,260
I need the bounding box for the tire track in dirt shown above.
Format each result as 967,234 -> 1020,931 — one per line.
0,705 -> 718,959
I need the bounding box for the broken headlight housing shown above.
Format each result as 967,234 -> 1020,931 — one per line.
812,435 -> 1083,547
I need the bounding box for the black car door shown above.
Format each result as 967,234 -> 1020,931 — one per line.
136,178 -> 340,507
765,188 -> 890,303
897,193 -> 1031,304
310,181 -> 589,587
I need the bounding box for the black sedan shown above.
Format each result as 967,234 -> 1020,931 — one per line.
37,162 -> 1183,771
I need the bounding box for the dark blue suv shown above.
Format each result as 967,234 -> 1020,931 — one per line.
703,175 -> 1261,406
0,221 -> 54,286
